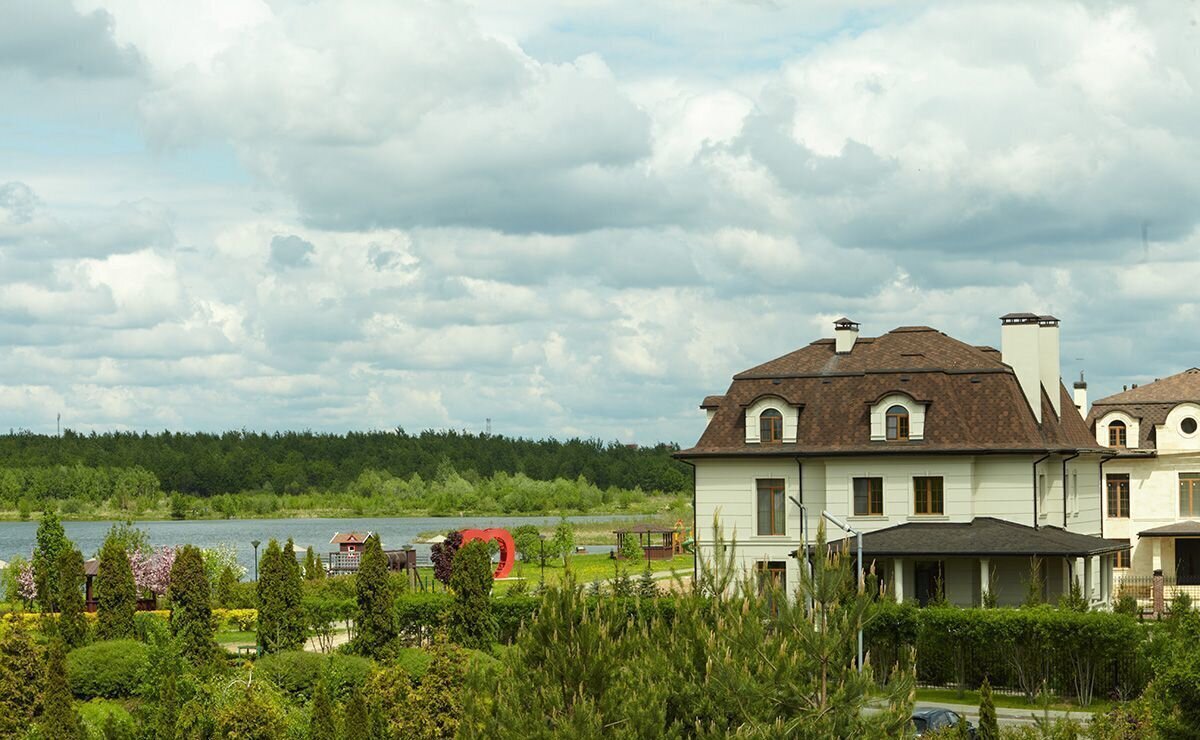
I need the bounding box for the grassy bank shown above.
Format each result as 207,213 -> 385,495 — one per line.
416,502 -> 693,545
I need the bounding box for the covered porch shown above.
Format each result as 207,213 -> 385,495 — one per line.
829,517 -> 1130,608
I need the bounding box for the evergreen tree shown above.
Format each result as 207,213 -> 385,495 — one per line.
32,510 -> 69,612
96,530 -> 137,640
304,545 -> 325,580
308,675 -> 338,740
354,534 -> 398,656
611,564 -> 633,598
448,540 -> 497,650
257,539 -> 304,653
54,547 -> 89,648
637,564 -> 659,599
40,641 -> 85,740
979,677 -> 1000,740
169,544 -> 216,665
551,519 -> 575,566
215,565 -> 238,608
343,686 -> 369,736
283,538 -> 307,646
0,621 -> 43,738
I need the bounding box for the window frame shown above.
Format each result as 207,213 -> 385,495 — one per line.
1114,544 -> 1131,569
1106,473 -> 1131,518
759,408 -> 784,444
913,476 -> 945,516
852,476 -> 884,516
756,478 -> 786,536
885,405 -> 910,441
1180,473 -> 1200,518
1108,420 -> 1128,448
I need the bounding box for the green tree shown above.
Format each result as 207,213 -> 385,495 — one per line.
308,674 -> 338,740
551,519 -> 574,566
214,681 -> 287,740
96,530 -> 137,640
32,510 -> 69,612
169,544 -> 216,665
618,532 -> 642,562
637,563 -> 659,599
40,641 -> 85,740
282,538 -> 306,644
54,547 -> 89,648
448,540 -> 497,650
343,686 -> 369,736
354,534 -> 398,657
979,677 -> 1000,740
304,545 -> 325,580
257,539 -> 305,653
0,621 -> 42,738
215,565 -> 238,608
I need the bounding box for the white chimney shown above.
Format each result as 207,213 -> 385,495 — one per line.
834,317 -> 859,354
1037,316 -> 1061,418
1073,373 -> 1088,415
1001,313 -> 1043,423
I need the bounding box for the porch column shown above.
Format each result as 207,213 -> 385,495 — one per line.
894,558 -> 905,603
1152,539 -> 1162,571
1100,555 -> 1111,604
1083,555 -> 1094,604
979,557 -> 990,605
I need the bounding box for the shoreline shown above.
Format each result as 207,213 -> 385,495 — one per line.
0,508 -> 683,524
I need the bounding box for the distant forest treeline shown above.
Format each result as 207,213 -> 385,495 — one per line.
0,428 -> 690,500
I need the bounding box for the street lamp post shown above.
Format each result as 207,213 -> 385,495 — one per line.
538,535 -> 546,587
820,511 -> 864,673
787,495 -> 813,611
251,540 -> 261,581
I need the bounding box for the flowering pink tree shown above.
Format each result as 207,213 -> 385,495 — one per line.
131,546 -> 176,597
16,561 -> 36,603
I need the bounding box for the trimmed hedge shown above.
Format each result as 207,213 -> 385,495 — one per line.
66,640 -> 150,698
254,650 -> 372,700
865,603 -> 1151,703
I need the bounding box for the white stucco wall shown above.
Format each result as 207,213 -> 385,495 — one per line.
1103,452 -> 1200,579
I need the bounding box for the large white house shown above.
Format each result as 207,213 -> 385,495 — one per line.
1084,370 -> 1200,587
677,314 -> 1128,608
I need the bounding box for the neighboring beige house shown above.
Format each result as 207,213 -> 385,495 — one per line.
1085,370 -> 1200,586
678,314 -> 1128,608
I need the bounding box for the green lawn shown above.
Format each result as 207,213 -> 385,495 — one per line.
216,630 -> 256,646
494,552 -> 692,593
914,687 -> 1113,714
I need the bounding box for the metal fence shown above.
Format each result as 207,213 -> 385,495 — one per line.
1116,574 -> 1200,614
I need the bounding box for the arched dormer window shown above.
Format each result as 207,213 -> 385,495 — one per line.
886,405 -> 910,441
1109,420 -> 1127,448
759,409 -> 783,444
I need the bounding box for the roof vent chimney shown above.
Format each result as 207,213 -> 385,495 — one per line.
1073,371 -> 1087,414
1037,315 -> 1061,418
833,317 -> 859,354
1000,313 -> 1044,423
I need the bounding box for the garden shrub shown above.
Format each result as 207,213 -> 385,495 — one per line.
66,640 -> 150,698
448,541 -> 497,649
254,650 -> 372,700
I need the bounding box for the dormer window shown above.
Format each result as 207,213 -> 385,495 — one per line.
886,405 -> 910,441
759,409 -> 783,444
1109,420 -> 1127,448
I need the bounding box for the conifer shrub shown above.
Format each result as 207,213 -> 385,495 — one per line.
41,640 -> 85,739
978,677 -> 999,740
254,651 -> 372,700
448,540 -> 497,650
55,546 -> 89,648
0,621 -> 43,737
33,511 -> 69,613
257,539 -> 306,653
308,674 -> 338,740
66,640 -> 150,698
354,534 -> 399,657
96,532 -> 137,641
168,544 -> 216,665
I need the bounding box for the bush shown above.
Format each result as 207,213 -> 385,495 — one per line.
66,640 -> 150,699
254,650 -> 372,700
448,541 -> 497,649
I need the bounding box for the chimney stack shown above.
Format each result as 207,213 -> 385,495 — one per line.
1073,372 -> 1088,415
1000,313 -> 1044,423
833,317 -> 859,354
1037,316 -> 1061,418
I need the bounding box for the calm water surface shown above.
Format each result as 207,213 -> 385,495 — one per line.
0,515 -> 636,574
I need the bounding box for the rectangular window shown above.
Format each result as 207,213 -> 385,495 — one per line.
1070,471 -> 1079,514
756,560 -> 787,593
756,479 -> 786,535
1038,473 -> 1047,507
1181,474 -> 1200,517
1107,474 -> 1130,518
913,476 -> 944,515
853,477 -> 884,516
1115,545 -> 1131,569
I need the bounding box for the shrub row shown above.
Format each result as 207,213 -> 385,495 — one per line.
865,603 -> 1152,703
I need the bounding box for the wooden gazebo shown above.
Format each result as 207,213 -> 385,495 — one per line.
613,524 -> 676,561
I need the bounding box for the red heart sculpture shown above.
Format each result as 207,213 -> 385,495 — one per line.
459,528 -> 516,579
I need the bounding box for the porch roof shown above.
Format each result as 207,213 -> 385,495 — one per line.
826,517 -> 1129,558
1137,520 -> 1200,538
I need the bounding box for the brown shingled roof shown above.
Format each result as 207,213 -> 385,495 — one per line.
1086,368 -> 1200,449
679,325 -> 1098,457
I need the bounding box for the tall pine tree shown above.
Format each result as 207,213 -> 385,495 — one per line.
0,621 -> 42,738
979,677 -> 1000,740
354,534 -> 397,657
257,539 -> 305,653
304,545 -> 325,580
32,510 -> 69,612
54,547 -> 88,648
169,544 -> 216,665
448,540 -> 496,650
96,530 -> 136,640
282,538 -> 306,646
308,674 -> 338,740
40,640 -> 85,740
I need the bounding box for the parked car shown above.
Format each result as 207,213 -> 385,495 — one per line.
911,708 -> 976,737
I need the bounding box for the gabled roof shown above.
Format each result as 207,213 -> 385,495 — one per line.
330,532 -> 373,545
678,325 -> 1098,457
1086,368 -> 1200,449
827,517 -> 1128,557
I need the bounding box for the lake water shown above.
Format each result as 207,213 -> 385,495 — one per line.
0,514 -> 636,575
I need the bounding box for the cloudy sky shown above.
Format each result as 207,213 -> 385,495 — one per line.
2,0 -> 1199,444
